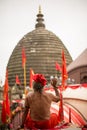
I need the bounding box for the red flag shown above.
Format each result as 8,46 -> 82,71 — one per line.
62,50 -> 68,90
1,70 -> 10,123
1,100 -> 6,123
22,47 -> 26,68
16,75 -> 21,85
58,91 -> 64,122
55,62 -> 62,71
30,68 -> 34,88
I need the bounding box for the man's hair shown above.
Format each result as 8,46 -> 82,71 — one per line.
33,81 -> 44,93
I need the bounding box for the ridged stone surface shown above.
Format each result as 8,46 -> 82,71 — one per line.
7,11 -> 72,87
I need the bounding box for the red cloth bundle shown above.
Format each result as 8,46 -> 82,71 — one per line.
33,74 -> 47,86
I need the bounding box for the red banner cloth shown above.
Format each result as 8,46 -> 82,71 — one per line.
55,62 -> 62,71
62,50 -> 68,90
25,113 -> 58,129
16,75 -> 21,85
29,68 -> 34,88
1,70 -> 11,123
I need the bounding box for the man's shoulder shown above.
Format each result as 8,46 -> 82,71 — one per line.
43,91 -> 54,97
27,91 -> 34,98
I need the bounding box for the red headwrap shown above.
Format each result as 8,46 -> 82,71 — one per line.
33,74 -> 47,86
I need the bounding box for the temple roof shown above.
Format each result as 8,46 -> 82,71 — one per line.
67,48 -> 87,72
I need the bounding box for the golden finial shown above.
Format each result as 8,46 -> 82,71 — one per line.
39,5 -> 41,14
35,6 -> 45,28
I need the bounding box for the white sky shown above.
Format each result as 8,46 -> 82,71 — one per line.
0,0 -> 87,85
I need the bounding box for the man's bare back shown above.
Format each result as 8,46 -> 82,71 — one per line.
25,91 -> 59,121
21,74 -> 60,129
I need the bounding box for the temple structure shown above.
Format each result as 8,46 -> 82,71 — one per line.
7,7 -> 72,87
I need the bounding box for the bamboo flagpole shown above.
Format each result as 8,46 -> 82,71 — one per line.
58,90 -> 64,122
69,107 -> 71,123
22,47 -> 26,95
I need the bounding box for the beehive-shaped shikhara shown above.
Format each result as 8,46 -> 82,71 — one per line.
7,7 -> 72,87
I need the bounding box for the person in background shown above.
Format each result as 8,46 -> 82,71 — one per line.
20,74 -> 60,129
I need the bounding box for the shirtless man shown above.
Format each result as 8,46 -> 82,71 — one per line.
21,74 -> 60,129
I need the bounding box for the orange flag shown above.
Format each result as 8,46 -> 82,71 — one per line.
30,68 -> 34,88
22,47 -> 26,68
16,75 -> 21,85
62,50 -> 68,90
1,70 -> 11,123
22,47 -> 27,93
55,62 -> 62,71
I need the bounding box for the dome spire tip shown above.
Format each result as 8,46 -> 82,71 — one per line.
35,6 -> 45,28
39,5 -> 41,14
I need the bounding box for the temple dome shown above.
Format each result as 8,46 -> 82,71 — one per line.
7,8 -> 72,86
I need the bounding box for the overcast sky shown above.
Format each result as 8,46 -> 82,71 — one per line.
0,0 -> 87,85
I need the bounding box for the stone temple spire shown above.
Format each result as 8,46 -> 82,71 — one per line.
35,6 -> 45,28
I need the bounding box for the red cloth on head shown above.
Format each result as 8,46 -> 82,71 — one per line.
33,74 -> 47,86
25,113 -> 58,129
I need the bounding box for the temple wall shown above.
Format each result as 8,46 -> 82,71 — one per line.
68,66 -> 87,84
